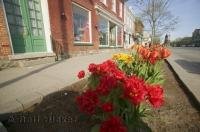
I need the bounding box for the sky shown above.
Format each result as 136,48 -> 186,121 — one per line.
127,0 -> 200,41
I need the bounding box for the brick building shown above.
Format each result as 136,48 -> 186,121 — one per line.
192,29 -> 200,47
0,0 -> 125,61
48,0 -> 125,57
0,0 -> 11,59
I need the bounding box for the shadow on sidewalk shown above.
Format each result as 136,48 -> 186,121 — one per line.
0,60 -> 65,89
175,59 -> 200,74
2,89 -> 152,132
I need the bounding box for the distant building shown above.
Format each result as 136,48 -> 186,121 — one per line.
124,4 -> 135,49
134,18 -> 144,45
142,31 -> 151,46
192,29 -> 200,47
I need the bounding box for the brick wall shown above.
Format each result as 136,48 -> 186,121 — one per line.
0,2 -> 11,59
48,0 -> 99,57
48,0 -> 125,57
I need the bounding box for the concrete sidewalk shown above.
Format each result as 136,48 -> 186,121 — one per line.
166,51 -> 200,104
0,50 -> 127,114
1,48 -> 199,114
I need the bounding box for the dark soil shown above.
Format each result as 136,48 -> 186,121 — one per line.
144,62 -> 200,132
3,62 -> 200,132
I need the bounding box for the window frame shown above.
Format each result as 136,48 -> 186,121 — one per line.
72,2 -> 92,44
116,25 -> 123,47
112,0 -> 116,13
119,2 -> 122,18
100,0 -> 107,6
98,15 -> 109,47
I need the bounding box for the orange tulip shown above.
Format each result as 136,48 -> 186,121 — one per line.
150,50 -> 159,59
141,48 -> 150,59
161,48 -> 171,58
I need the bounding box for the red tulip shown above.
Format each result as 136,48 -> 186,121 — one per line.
101,102 -> 114,112
77,70 -> 85,79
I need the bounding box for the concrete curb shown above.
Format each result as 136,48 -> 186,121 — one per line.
165,58 -> 200,107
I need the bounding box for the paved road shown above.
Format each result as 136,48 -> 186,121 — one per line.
167,47 -> 200,103
170,47 -> 200,75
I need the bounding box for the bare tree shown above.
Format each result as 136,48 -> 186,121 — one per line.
128,0 -> 178,44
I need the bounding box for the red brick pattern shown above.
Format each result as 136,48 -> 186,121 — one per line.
48,0 -> 124,56
0,3 -> 11,58
48,0 -> 99,56
0,0 -> 125,58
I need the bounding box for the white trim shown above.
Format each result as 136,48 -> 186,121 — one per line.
41,0 -> 53,53
95,5 -> 123,26
74,42 -> 92,44
116,25 -> 123,47
107,21 -> 110,46
72,2 -> 92,44
119,2 -> 122,18
112,0 -> 116,13
89,10 -> 92,43
115,25 -> 117,46
99,16 -> 109,46
1,0 -> 14,55
99,45 -> 109,48
8,52 -> 55,60
100,0 -> 107,6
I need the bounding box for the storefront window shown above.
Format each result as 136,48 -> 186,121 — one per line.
99,16 -> 108,46
109,22 -> 116,46
117,26 -> 123,46
72,3 -> 91,43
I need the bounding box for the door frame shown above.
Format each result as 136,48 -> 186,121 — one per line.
2,0 -> 53,55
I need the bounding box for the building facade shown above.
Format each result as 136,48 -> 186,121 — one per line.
0,0 -> 11,59
192,29 -> 200,47
96,0 -> 124,48
124,4 -> 134,49
0,0 -> 125,60
48,0 -> 125,57
0,0 -> 53,60
134,17 -> 144,45
142,31 -> 151,46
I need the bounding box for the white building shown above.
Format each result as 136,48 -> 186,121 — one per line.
142,31 -> 151,46
124,5 -> 135,49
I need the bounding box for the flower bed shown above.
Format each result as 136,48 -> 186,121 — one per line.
76,45 -> 171,132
